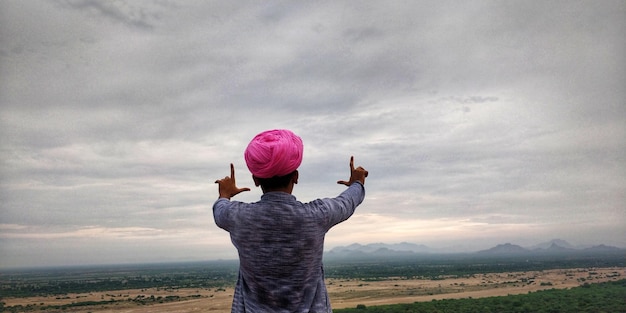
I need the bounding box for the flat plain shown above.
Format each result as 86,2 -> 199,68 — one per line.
3,266 -> 623,313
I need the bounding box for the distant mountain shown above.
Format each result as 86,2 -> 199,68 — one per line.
477,243 -> 529,255
325,242 -> 432,260
325,241 -> 625,260
583,244 -> 624,253
530,239 -> 576,250
544,242 -> 575,252
329,242 -> 432,254
477,242 -> 625,257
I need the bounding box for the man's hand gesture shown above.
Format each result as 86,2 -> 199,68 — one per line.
337,156 -> 368,186
215,163 -> 251,199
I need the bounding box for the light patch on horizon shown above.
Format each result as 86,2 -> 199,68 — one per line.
327,213 -> 545,247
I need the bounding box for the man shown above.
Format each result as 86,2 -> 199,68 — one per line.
213,129 -> 368,312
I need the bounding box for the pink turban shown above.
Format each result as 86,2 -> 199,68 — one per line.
244,129 -> 303,178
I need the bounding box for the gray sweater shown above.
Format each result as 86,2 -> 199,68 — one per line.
213,182 -> 365,313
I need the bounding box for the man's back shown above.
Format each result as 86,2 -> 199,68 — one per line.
214,183 -> 365,312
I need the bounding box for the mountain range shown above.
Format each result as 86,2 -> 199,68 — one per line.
476,242 -> 624,255
325,239 -> 625,260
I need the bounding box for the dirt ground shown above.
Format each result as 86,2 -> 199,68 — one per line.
3,267 -> 623,312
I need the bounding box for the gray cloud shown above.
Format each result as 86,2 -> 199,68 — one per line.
1,0 -> 624,267
56,0 -> 167,29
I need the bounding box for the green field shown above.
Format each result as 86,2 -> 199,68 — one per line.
334,280 -> 626,313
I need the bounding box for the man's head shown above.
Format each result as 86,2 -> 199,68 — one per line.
252,170 -> 298,191
244,129 -> 303,191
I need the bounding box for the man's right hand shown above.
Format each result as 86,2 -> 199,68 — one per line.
337,156 -> 368,186
215,163 -> 250,199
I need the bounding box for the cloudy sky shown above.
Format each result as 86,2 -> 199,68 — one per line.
1,1 -> 624,268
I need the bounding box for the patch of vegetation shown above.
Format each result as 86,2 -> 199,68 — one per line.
0,260 -> 239,298
333,279 -> 626,313
0,293 -> 208,312
324,253 -> 625,280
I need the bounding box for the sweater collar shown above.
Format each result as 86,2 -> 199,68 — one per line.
260,191 -> 297,203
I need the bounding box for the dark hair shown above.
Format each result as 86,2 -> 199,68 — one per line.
255,171 -> 297,190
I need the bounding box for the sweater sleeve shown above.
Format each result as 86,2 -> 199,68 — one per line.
319,182 -> 365,230
213,198 -> 233,231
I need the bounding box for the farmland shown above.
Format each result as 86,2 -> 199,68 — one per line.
1,252 -> 624,312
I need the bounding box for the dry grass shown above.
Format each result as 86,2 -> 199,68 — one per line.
3,267 -> 623,313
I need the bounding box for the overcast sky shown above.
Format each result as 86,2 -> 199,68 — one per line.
1,0 -> 624,268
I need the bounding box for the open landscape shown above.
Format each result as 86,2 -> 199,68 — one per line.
2,247 -> 624,312
3,2 -> 625,312
2,267 -> 624,312
328,267 -> 623,308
